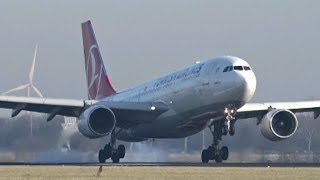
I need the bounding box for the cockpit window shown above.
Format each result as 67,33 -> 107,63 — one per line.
223,66 -> 229,72
223,66 -> 233,72
234,66 -> 243,71
223,66 -> 250,72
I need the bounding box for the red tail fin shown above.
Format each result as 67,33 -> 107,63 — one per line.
81,20 -> 116,100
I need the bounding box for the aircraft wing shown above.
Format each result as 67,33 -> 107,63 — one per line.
237,101 -> 320,120
0,96 -> 170,125
0,96 -> 85,118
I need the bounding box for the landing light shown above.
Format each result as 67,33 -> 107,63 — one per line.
150,106 -> 156,111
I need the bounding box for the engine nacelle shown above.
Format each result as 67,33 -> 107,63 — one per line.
78,105 -> 116,139
259,109 -> 298,141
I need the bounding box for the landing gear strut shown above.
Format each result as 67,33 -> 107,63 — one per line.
201,106 -> 236,163
98,129 -> 126,163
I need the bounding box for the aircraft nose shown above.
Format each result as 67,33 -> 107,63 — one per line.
236,71 -> 257,103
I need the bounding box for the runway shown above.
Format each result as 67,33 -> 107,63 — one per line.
0,162 -> 320,167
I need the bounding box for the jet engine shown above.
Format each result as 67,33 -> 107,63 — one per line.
78,105 -> 116,139
259,109 -> 298,141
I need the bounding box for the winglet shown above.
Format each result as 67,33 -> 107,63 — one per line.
81,20 -> 116,100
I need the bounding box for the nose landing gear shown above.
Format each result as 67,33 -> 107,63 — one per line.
98,129 -> 126,163
223,105 -> 237,136
201,106 -> 237,163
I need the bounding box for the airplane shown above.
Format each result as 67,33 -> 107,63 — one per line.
0,20 -> 319,163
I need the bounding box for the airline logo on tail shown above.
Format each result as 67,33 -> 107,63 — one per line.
82,21 -> 116,100
86,44 -> 102,99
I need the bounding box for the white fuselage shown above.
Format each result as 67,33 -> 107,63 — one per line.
103,56 -> 256,142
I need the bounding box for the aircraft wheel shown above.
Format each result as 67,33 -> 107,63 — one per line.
118,145 -> 126,159
215,154 -> 223,163
201,149 -> 209,163
111,154 -> 120,163
221,146 -> 229,161
98,149 -> 107,163
104,144 -> 112,159
207,146 -> 215,160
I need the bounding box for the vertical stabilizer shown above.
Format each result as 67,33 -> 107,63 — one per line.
81,20 -> 116,100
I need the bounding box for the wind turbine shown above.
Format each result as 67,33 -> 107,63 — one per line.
2,44 -> 43,137
2,44 -> 43,98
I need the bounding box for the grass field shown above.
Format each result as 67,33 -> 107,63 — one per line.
0,166 -> 319,180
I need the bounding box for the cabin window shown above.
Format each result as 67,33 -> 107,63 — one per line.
234,66 -> 243,71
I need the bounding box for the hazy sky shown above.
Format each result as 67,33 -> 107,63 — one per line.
0,1 -> 319,102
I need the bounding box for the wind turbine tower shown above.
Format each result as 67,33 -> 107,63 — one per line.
2,44 -> 43,98
2,44 -> 43,137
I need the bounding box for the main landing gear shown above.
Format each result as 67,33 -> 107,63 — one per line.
98,130 -> 126,163
201,106 -> 237,163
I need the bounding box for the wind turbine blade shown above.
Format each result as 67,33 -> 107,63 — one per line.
29,44 -> 38,84
31,85 -> 43,98
2,84 -> 29,95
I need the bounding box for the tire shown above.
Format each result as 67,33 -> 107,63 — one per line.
201,149 -> 209,163
215,155 -> 223,163
98,149 -> 107,163
221,146 -> 229,161
118,145 -> 126,159
111,154 -> 120,163
207,146 -> 215,160
104,144 -> 112,159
